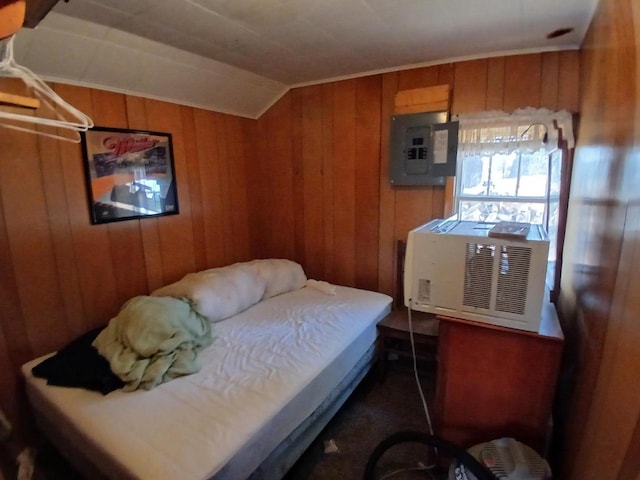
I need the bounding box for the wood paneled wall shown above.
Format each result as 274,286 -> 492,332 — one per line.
0,82 -> 254,438
250,52 -> 580,298
558,0 -> 640,477
0,50 -> 582,459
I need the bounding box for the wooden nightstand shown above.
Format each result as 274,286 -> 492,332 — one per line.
377,308 -> 439,380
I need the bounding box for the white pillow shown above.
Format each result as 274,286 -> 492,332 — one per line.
151,264 -> 266,322
246,259 -> 307,299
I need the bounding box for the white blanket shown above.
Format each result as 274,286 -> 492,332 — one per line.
151,259 -> 307,322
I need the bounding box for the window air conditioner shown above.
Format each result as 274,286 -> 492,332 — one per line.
404,219 -> 549,333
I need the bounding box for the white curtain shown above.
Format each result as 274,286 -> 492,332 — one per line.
452,107 -> 575,155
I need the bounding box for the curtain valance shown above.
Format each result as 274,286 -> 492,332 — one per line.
452,107 -> 574,155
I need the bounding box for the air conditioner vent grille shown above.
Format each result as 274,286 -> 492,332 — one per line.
495,245 -> 531,315
462,243 -> 494,309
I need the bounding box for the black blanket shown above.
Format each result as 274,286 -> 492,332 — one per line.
31,327 -> 124,395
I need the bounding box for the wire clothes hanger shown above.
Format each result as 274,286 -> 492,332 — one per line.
0,34 -> 94,142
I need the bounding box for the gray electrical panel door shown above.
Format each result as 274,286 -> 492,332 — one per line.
389,111 -> 458,186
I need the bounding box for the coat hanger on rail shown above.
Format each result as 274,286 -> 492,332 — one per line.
0,33 -> 94,142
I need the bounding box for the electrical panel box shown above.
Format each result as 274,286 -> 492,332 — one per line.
389,111 -> 459,186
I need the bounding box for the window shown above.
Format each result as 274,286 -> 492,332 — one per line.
456,144 -> 561,259
452,109 -> 574,296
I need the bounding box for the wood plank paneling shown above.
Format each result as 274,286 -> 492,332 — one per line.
354,75 -> 381,291
0,327 -> 19,429
180,106 -> 207,272
40,87 -> 84,338
301,86 -> 324,280
0,184 -> 31,376
332,80 -> 357,286
0,50 -> 582,453
194,109 -> 226,268
223,115 -> 252,264
437,63 -> 455,89
394,187 -> 433,242
619,413 -> 640,478
263,94 -> 296,260
397,66 -> 440,90
556,0 -> 640,478
558,51 -> 580,114
574,204 -> 640,476
251,52 -> 580,298
1,117 -> 68,354
145,100 -> 197,284
291,89 -> 305,266
452,60 -> 488,114
486,57 -> 506,110
52,84 -> 119,330
125,94 -> 148,129
377,72 -> 399,297
247,112 -> 270,261
125,95 -> 165,293
0,80 -> 255,437
503,54 -> 542,112
435,63 -> 454,222
321,84 -> 336,282
540,52 -> 560,111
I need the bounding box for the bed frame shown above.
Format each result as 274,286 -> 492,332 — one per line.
248,343 -> 377,479
27,270 -> 393,480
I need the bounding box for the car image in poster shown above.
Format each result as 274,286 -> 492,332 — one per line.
81,127 -> 179,224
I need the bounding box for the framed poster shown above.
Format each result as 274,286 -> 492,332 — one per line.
81,127 -> 179,224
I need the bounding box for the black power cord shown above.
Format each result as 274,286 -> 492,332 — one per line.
363,430 -> 499,480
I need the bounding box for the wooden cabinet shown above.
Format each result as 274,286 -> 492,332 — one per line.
434,303 -> 563,454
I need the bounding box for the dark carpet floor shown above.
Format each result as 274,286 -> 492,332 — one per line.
283,360 -> 447,480
26,359 -> 449,480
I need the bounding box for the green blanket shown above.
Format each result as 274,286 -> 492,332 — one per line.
92,295 -> 214,391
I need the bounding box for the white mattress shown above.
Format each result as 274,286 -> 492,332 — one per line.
22,285 -> 391,480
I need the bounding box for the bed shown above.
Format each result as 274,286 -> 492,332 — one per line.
21,259 -> 392,480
